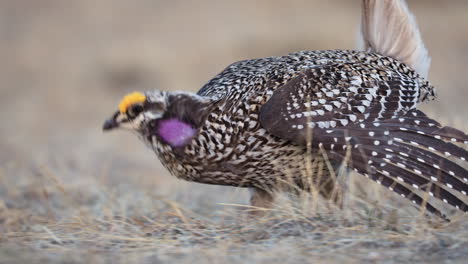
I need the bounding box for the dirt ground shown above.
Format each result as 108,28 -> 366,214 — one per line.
0,0 -> 467,263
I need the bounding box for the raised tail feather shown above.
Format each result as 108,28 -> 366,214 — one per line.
314,110 -> 468,218
358,0 -> 431,78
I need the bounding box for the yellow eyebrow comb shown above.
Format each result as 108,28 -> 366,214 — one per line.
118,92 -> 146,113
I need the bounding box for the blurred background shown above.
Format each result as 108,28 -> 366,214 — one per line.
0,0 -> 467,232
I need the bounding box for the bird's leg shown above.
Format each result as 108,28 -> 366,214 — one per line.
249,188 -> 275,215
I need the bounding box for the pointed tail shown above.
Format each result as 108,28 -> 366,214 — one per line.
358,0 -> 431,78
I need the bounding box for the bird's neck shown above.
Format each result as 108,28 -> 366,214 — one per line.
153,92 -> 214,148
157,118 -> 196,147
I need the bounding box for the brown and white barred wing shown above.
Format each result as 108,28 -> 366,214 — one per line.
260,66 -> 468,218
259,63 -> 420,143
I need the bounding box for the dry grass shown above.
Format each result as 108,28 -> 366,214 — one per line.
0,0 -> 467,263
1,167 -> 467,263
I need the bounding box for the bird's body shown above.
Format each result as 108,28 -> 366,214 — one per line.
103,1 -> 468,218
147,50 -> 433,190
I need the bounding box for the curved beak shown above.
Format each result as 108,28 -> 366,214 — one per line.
103,111 -> 122,131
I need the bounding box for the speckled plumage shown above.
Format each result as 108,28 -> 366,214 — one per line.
104,49 -> 468,219
155,50 -> 431,186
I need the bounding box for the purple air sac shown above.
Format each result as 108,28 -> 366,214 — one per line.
157,118 -> 197,147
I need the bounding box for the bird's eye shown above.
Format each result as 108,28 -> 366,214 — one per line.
128,104 -> 144,117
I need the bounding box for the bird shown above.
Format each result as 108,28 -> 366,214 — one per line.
103,0 -> 468,219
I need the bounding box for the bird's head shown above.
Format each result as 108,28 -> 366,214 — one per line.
102,91 -> 168,132
103,91 -> 210,148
